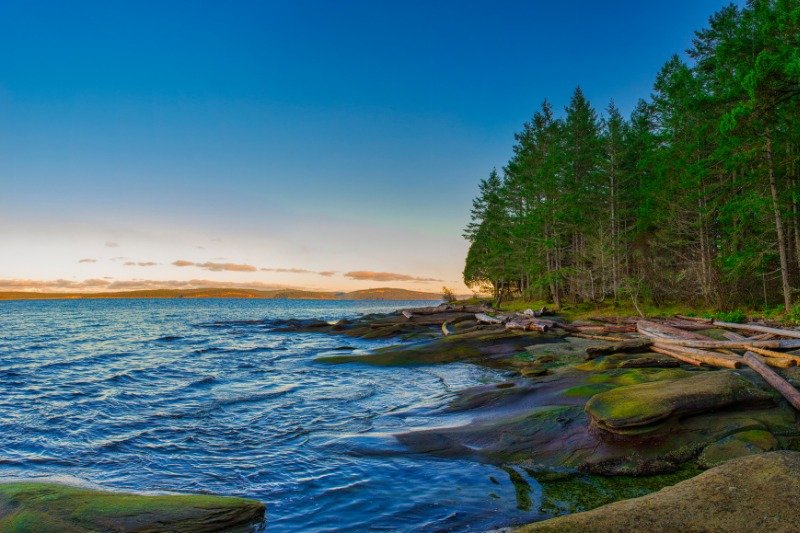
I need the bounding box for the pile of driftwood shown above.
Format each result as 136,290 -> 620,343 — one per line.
581,316 -> 800,411
632,317 -> 800,410
399,304 -> 800,411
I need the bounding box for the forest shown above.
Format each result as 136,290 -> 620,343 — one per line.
463,0 -> 800,312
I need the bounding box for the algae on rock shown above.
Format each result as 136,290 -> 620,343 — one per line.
0,482 -> 266,533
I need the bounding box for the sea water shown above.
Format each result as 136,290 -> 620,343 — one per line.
0,298 -> 544,531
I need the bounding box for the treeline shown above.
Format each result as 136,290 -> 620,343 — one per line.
464,0 -> 800,311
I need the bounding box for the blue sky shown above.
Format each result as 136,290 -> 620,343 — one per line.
0,0 -> 739,292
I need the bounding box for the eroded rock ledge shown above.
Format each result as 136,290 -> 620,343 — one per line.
0,482 -> 266,532
518,451 -> 800,532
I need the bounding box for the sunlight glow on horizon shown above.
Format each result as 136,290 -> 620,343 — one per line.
0,1 -> 737,293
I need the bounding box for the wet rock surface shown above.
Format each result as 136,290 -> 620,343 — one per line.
0,482 -> 266,533
294,307 -> 800,528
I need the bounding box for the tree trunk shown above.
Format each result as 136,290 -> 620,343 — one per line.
766,130 -> 792,312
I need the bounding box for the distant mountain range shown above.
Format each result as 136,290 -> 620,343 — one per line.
0,287 -> 444,301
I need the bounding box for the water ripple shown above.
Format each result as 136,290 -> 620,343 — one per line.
0,298 -> 537,532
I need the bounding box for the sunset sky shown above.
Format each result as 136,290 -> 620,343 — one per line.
0,1 -> 736,293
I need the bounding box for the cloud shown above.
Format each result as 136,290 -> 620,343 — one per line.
124,261 -> 158,267
260,267 -> 339,277
344,271 -> 442,282
172,260 -> 257,272
0,278 -> 297,293
78,258 -> 97,264
105,241 -> 119,248
0,278 -> 111,291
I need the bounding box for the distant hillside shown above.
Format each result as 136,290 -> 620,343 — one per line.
345,288 -> 443,300
0,287 -> 442,301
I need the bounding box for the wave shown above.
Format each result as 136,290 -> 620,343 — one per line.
154,335 -> 183,342
216,384 -> 299,408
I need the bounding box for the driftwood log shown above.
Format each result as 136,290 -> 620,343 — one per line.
713,320 -> 800,339
637,320 -> 710,340
650,345 -> 702,366
650,338 -> 800,350
475,313 -> 502,325
743,353 -> 800,410
651,342 -> 742,369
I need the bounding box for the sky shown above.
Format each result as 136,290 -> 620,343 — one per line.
0,0 -> 740,293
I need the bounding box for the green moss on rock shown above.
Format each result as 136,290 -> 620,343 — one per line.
520,451 -> 800,532
0,482 -> 265,533
697,429 -> 778,468
585,371 -> 774,435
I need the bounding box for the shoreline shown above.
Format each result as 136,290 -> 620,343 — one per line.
289,302 -> 800,530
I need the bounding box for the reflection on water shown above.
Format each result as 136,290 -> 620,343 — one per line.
0,298 -> 542,531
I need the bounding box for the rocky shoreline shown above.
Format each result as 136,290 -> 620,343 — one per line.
8,303 -> 800,531
277,303 -> 800,530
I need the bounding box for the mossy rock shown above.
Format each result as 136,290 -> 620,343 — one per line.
519,451 -> 800,532
561,383 -> 616,399
697,429 -> 778,468
536,463 -> 701,516
584,367 -> 691,386
0,482 -> 265,532
316,329 -> 538,366
585,371 -> 774,436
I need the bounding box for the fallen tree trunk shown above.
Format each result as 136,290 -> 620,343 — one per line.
475,313 -> 502,325
573,333 -> 628,342
505,318 -> 550,332
652,343 -> 742,369
662,319 -> 716,331
587,316 -> 638,325
713,320 -> 800,339
637,320 -> 710,340
743,346 -> 800,366
743,352 -> 800,411
650,345 -> 702,366
721,332 -> 795,368
576,325 -> 637,334
649,338 -> 800,350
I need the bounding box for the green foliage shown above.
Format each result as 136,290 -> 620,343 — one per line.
704,310 -> 747,323
787,304 -> 800,324
441,286 -> 457,303
463,0 -> 800,312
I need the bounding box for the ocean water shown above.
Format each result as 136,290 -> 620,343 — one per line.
0,298 -> 542,531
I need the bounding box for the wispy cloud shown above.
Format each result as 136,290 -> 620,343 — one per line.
124,261 -> 158,267
105,241 -> 119,248
78,258 -> 97,264
344,271 -> 442,282
172,260 -> 257,272
261,267 -> 339,277
260,267 -> 312,274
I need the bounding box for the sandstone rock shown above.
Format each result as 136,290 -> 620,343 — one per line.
519,451 -> 800,532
